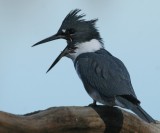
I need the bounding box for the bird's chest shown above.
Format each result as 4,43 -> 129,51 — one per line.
74,60 -> 82,80
74,59 -> 106,104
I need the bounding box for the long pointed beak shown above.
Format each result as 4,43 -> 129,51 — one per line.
46,46 -> 69,73
32,34 -> 65,47
32,33 -> 68,73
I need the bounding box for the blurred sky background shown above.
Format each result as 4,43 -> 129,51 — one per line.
0,0 -> 160,120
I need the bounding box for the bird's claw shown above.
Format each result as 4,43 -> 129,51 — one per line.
88,100 -> 97,107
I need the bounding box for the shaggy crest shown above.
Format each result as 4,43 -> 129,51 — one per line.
60,9 -> 98,30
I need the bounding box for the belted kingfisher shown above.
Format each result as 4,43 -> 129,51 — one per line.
32,9 -> 155,123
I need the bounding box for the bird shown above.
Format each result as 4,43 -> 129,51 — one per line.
32,9 -> 155,123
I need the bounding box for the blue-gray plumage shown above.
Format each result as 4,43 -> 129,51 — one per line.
32,9 -> 155,123
74,49 -> 155,123
75,49 -> 137,103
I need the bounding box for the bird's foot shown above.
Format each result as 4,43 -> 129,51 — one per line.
88,100 -> 97,107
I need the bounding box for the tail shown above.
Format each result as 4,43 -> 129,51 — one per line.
131,105 -> 156,123
116,96 -> 156,123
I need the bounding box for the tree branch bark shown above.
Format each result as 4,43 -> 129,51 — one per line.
0,106 -> 159,133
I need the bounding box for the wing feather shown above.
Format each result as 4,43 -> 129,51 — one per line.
75,49 -> 137,98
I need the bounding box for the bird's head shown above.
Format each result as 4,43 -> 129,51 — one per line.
32,9 -> 103,72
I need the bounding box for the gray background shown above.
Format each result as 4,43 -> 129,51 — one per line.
0,0 -> 159,120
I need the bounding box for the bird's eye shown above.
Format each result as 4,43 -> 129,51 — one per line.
68,28 -> 75,35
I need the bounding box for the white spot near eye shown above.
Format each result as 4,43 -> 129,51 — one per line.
62,29 -> 66,33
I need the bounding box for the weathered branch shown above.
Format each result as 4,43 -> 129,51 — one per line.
0,106 -> 159,133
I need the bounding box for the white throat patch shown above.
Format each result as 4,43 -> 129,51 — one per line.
68,39 -> 103,61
